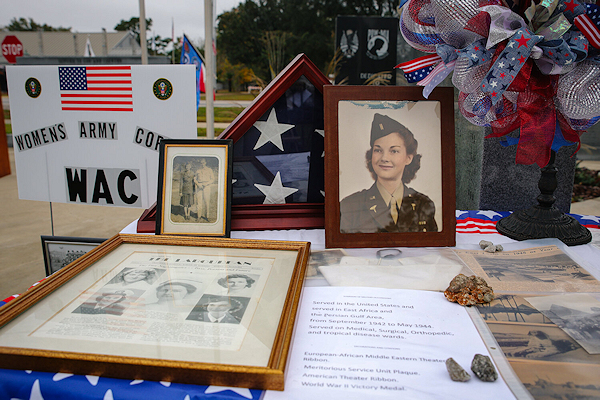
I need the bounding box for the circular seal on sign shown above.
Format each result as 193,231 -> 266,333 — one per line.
25,77 -> 42,98
153,78 -> 173,100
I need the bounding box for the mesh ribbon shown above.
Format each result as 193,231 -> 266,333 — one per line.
398,0 -> 600,166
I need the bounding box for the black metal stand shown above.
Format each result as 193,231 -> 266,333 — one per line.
495,151 -> 592,246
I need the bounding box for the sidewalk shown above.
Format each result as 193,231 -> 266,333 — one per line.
0,148 -> 142,300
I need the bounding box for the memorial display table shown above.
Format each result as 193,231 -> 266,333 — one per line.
2,211 -> 600,400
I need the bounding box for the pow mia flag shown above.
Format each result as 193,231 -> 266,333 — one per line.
335,16 -> 398,85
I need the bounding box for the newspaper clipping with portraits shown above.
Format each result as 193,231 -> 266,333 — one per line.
30,251 -> 272,352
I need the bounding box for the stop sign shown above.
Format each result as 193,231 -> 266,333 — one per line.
2,35 -> 23,64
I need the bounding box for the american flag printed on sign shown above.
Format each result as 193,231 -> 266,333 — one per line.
58,66 -> 133,111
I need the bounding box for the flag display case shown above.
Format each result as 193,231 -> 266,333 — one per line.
219,54 -> 331,230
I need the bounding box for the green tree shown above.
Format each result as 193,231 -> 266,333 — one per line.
218,54 -> 255,92
217,0 -> 400,81
114,17 -> 153,45
4,17 -> 71,31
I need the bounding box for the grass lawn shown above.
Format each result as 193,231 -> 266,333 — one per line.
197,107 -> 244,123
3,92 -> 249,136
206,92 -> 256,101
197,128 -> 225,137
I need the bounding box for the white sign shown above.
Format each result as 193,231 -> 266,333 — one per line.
7,65 -> 197,208
265,287 -> 516,400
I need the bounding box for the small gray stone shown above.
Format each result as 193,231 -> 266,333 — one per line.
483,244 -> 504,253
446,358 -> 471,382
479,240 -> 493,249
471,354 -> 498,382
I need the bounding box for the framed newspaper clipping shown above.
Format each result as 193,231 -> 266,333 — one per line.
156,139 -> 233,237
0,234 -> 310,390
324,85 -> 456,248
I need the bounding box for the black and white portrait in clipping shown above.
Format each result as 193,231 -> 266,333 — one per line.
337,101 -> 442,234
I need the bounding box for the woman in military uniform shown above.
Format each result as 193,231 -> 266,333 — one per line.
340,113 -> 437,233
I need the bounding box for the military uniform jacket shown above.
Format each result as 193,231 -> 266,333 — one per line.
340,183 -> 438,233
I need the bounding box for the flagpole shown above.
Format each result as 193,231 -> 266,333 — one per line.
171,18 -> 175,64
204,0 -> 215,139
139,0 -> 149,64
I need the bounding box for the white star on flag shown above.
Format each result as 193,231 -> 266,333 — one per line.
315,129 -> 325,157
28,379 -> 43,400
254,171 -> 298,204
204,385 -> 254,398
86,375 -> 100,386
580,214 -> 600,223
52,373 -> 73,382
253,108 -> 295,151
477,210 -> 505,219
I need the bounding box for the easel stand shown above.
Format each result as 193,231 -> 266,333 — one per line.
496,151 -> 591,246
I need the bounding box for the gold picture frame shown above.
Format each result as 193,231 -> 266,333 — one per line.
0,234 -> 310,390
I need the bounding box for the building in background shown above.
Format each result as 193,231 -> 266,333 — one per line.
0,31 -> 169,91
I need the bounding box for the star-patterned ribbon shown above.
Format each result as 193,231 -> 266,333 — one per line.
481,28 -> 544,104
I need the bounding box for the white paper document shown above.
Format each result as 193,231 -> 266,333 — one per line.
265,287 -> 516,400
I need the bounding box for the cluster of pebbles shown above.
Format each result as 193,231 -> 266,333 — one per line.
446,355 -> 498,382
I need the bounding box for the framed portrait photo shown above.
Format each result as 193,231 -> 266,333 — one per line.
156,139 -> 233,237
41,236 -> 106,276
0,234 -> 310,390
324,86 -> 456,248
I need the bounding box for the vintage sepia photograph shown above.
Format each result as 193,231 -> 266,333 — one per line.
41,236 -> 106,276
156,139 -> 233,237
526,294 -> 600,354
454,246 -> 600,293
487,322 -> 599,364
306,249 -> 348,278
324,86 -> 456,248
476,294 -> 555,324
509,360 -> 600,399
171,155 -> 220,223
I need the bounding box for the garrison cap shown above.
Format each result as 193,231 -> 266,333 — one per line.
370,113 -> 413,147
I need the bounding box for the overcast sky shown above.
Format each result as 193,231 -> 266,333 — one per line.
1,0 -> 244,44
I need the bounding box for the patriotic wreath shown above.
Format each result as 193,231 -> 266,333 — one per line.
396,0 -> 600,167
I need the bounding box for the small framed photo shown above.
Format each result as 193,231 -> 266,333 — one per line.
324,86 -> 456,248
156,139 -> 233,237
41,236 -> 106,276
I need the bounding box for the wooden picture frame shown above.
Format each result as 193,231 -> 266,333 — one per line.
324,86 -> 456,248
156,139 -> 233,237
219,54 -> 331,231
0,234 -> 310,390
41,236 -> 106,276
